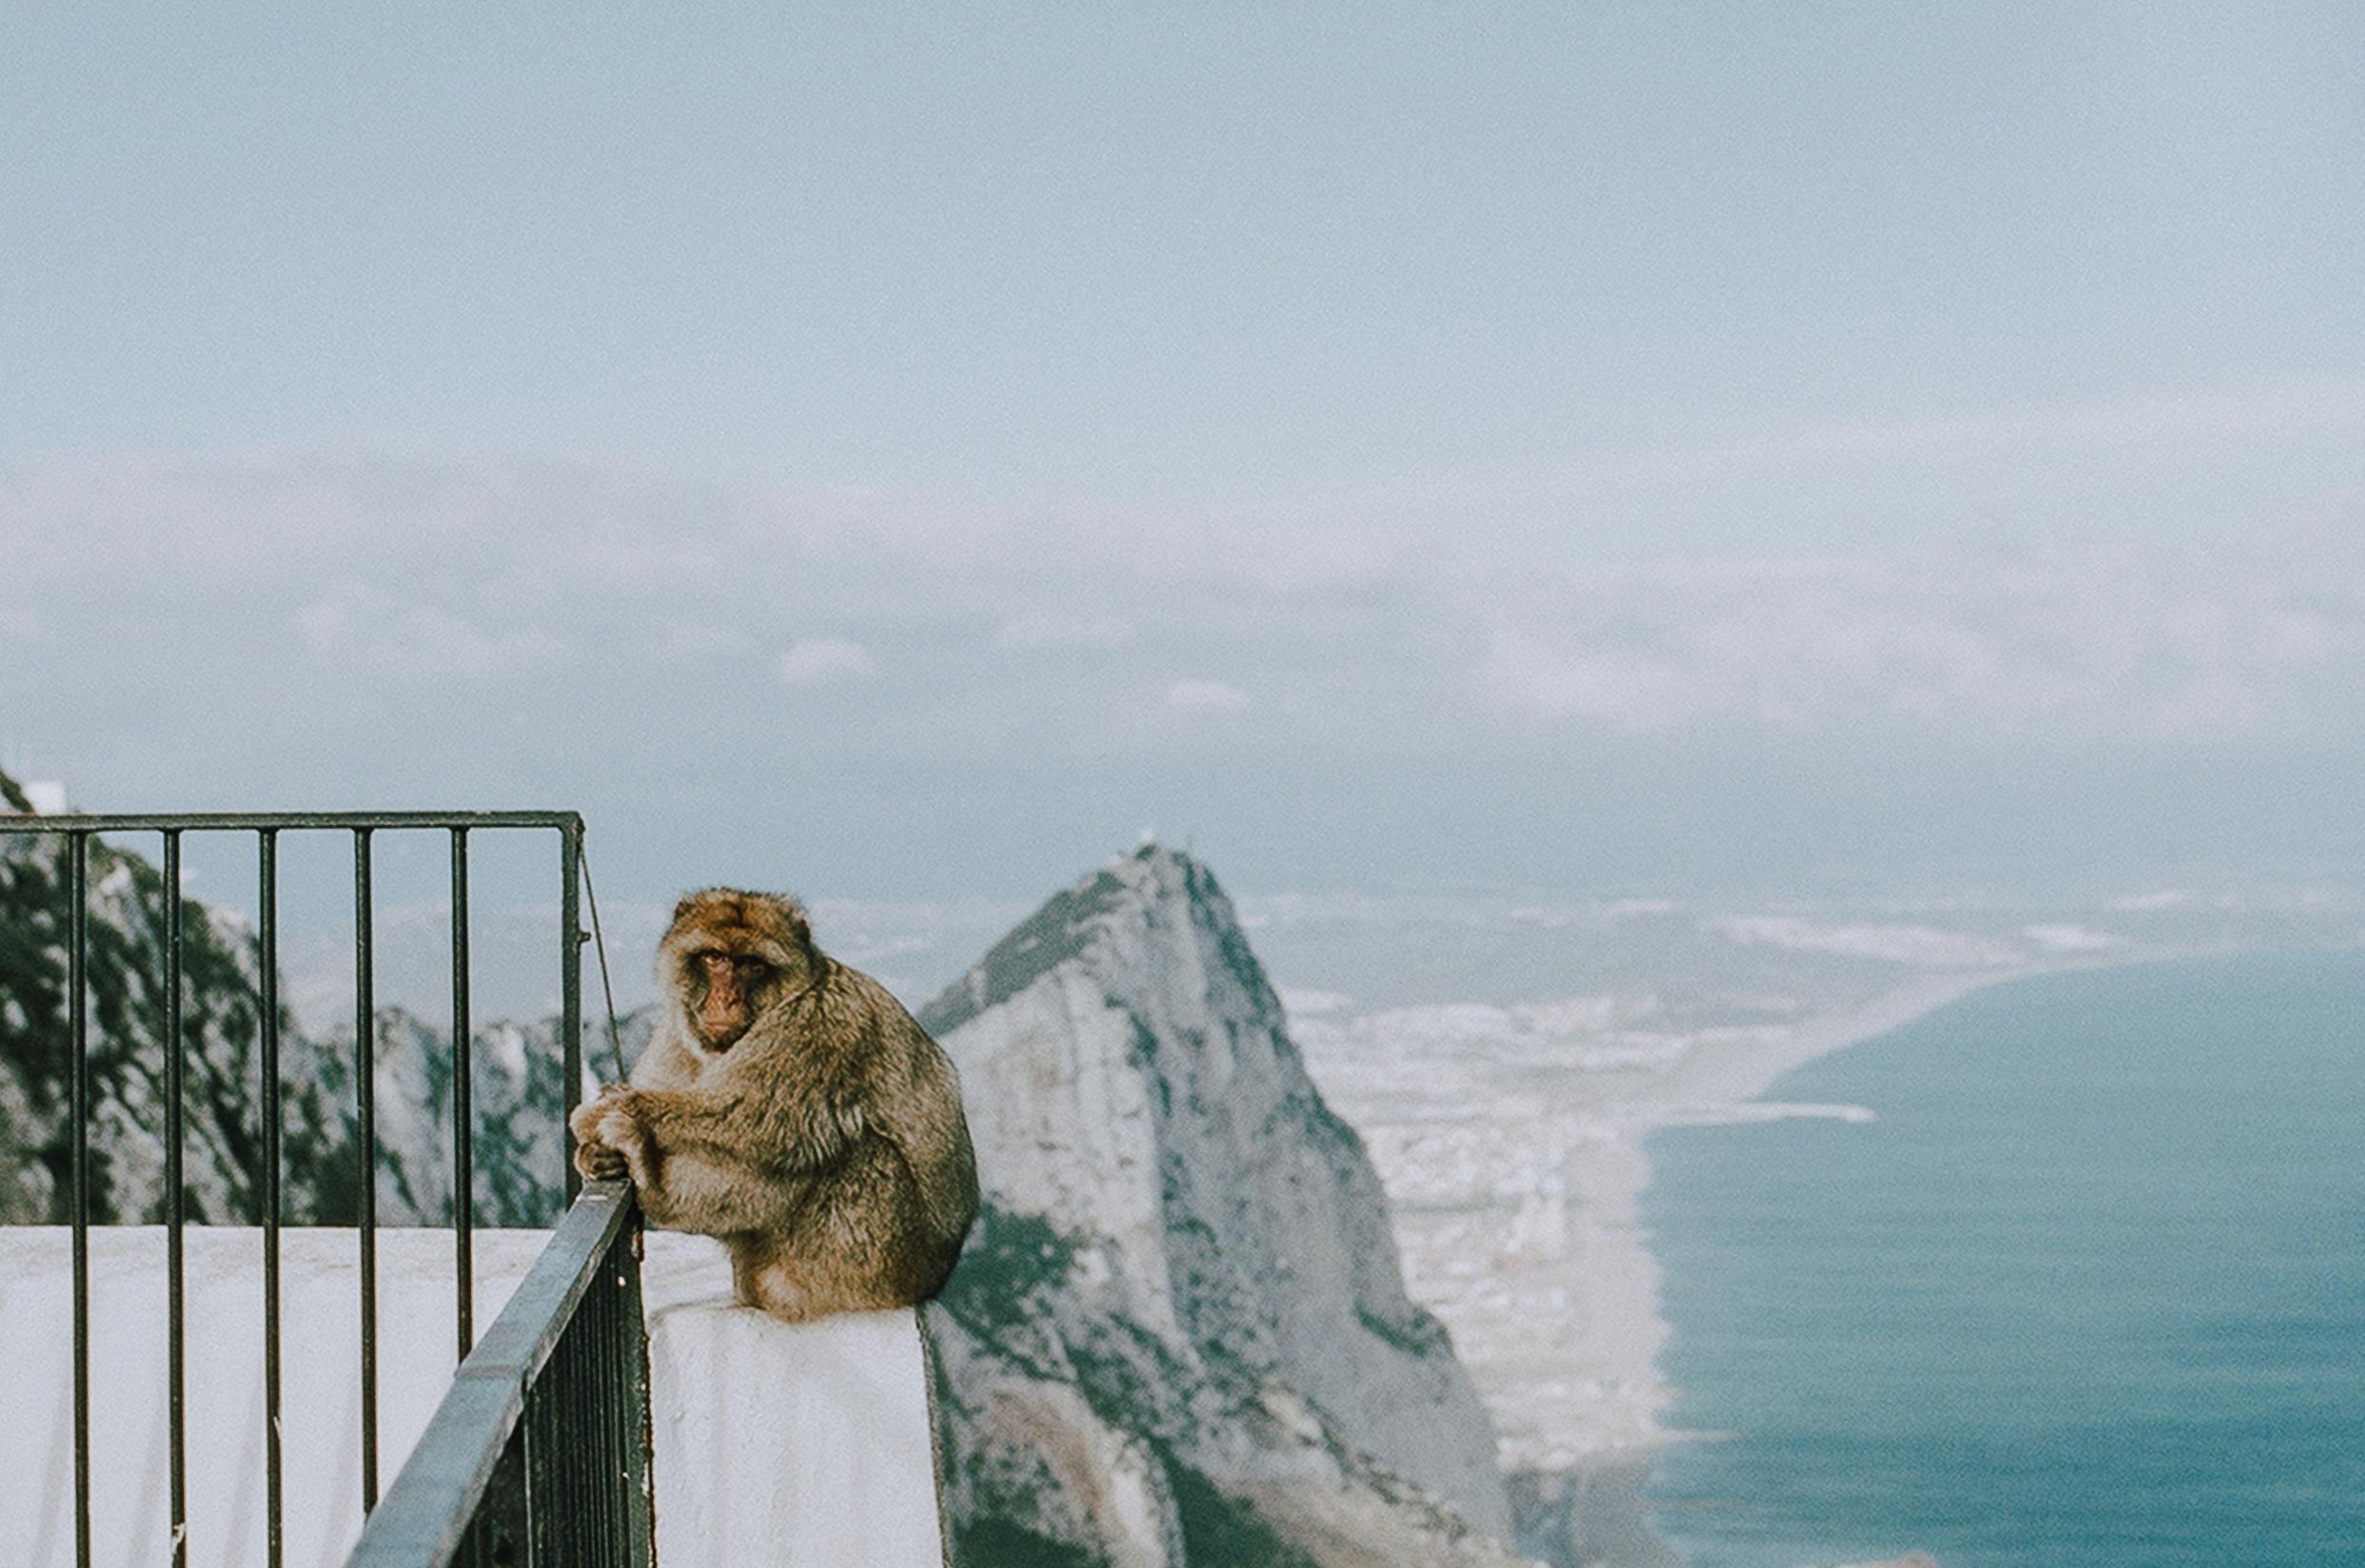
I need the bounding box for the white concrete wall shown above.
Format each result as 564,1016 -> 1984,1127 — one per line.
1,1227 -> 946,1568
641,1235 -> 947,1568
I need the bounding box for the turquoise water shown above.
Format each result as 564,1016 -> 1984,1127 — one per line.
1641,954 -> 2365,1567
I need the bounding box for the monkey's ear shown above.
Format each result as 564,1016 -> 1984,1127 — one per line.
777,896 -> 815,951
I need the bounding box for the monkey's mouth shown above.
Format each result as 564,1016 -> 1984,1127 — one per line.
700,1021 -> 750,1052
697,998 -> 753,1049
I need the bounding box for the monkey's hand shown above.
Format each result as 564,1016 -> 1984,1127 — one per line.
570,1087 -> 647,1185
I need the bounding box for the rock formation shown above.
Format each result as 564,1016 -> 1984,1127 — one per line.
920,846 -> 1527,1567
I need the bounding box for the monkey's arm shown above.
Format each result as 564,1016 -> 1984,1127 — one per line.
632,1144 -> 809,1234
583,1082 -> 868,1236
626,1083 -> 869,1174
573,1087 -> 816,1233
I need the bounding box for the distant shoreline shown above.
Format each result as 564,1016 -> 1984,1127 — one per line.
1562,961 -> 2079,1567
1583,950 -> 2285,1568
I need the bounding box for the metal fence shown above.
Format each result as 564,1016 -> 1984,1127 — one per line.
0,809 -> 656,1568
347,1179 -> 654,1568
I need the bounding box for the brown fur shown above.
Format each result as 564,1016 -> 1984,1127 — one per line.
570,888 -> 979,1322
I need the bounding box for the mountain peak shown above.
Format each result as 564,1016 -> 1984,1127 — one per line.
917,842 -> 1268,1040
921,846 -> 1514,1547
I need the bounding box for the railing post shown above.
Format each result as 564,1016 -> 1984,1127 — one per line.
259,828 -> 286,1568
622,1215 -> 657,1568
451,826 -> 474,1359
163,828 -> 189,1568
68,830 -> 91,1568
562,821 -> 583,1205
356,826 -> 383,1512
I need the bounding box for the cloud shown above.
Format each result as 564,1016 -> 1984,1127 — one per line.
991,612 -> 1137,651
1278,987 -> 1352,1017
2111,890 -> 2199,912
4,434 -> 2361,778
293,584 -> 571,676
1475,552 -> 2364,741
1270,374 -> 2365,571
777,637 -> 878,687
1166,677 -> 1251,713
1477,637 -> 1704,733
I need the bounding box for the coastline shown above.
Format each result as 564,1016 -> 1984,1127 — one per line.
1298,944 -> 2263,1565
1551,964 -> 2068,1561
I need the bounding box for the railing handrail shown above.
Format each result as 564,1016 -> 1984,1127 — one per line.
346,1180 -> 644,1568
0,810 -> 584,833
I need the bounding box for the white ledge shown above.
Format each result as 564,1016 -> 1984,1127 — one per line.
642,1232 -> 947,1568
0,1227 -> 947,1568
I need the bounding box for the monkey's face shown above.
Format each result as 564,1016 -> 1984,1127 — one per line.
662,887 -> 813,1050
688,949 -> 774,1050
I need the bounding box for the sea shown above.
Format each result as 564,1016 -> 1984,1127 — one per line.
1640,952 -> 2365,1568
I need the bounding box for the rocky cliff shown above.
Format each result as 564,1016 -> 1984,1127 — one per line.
0,770 -> 574,1228
920,846 -> 1526,1567
0,784 -> 352,1225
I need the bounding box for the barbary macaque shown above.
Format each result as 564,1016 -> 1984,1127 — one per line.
571,888 -> 978,1321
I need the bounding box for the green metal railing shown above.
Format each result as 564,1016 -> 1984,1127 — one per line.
348,1179 -> 655,1568
0,808 -> 656,1568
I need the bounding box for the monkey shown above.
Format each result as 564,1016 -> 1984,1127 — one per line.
569,888 -> 978,1323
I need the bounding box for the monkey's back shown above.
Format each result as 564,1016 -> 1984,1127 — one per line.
713,962 -> 979,1315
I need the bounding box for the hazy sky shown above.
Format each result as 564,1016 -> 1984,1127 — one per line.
5,5 -> 2361,900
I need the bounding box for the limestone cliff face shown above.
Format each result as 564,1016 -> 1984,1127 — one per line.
307,1007 -> 577,1228
0,768 -> 576,1230
921,846 -> 1523,1567
0,794 -> 352,1226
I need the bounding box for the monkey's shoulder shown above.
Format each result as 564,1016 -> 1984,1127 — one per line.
627,1030 -> 710,1090
807,960 -> 945,1047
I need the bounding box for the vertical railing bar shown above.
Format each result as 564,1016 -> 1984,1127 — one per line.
625,1214 -> 655,1568
68,831 -> 91,1568
561,823 -> 582,1205
590,1279 -> 604,1567
163,829 -> 188,1568
523,1382 -> 541,1564
609,1270 -> 623,1566
259,828 -> 285,1568
451,826 -> 474,1359
592,1300 -> 603,1563
355,827 -> 381,1513
618,1254 -> 631,1567
586,1283 -> 601,1563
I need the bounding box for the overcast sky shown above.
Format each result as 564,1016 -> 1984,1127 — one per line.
5,5 -> 2361,903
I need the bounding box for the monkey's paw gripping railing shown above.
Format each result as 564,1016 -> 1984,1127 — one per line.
0,810 -> 656,1568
